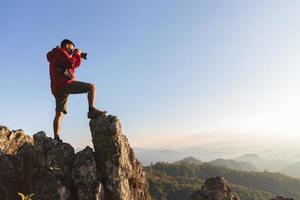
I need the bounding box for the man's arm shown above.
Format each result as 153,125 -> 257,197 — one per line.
57,48 -> 82,69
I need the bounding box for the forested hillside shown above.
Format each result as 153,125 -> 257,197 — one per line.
145,162 -> 299,200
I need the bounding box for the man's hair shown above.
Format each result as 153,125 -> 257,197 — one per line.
60,39 -> 75,48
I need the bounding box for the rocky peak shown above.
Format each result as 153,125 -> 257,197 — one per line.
0,114 -> 151,200
0,128 -> 94,200
0,126 -> 33,154
90,115 -> 151,200
189,176 -> 240,200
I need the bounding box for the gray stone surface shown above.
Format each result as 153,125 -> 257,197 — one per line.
72,146 -> 104,200
90,115 -> 151,200
0,126 -> 99,200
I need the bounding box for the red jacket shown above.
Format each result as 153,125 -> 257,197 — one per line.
47,47 -> 81,96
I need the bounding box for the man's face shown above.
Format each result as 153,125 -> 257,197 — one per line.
63,43 -> 75,55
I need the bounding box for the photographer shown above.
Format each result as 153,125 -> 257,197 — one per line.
47,39 -> 107,142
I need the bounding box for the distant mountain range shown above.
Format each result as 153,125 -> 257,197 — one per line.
281,161 -> 300,178
135,148 -> 300,178
235,153 -> 289,171
134,148 -> 184,165
210,158 -> 258,172
173,156 -> 258,172
134,146 -> 249,166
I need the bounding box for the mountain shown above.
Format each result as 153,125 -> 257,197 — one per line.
209,158 -> 258,172
281,161 -> 300,178
175,157 -> 258,172
134,148 -> 184,166
259,149 -> 300,162
134,146 -> 247,166
0,114 -> 151,200
175,156 -> 203,165
235,154 -> 290,171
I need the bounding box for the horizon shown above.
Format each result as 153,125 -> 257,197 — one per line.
2,1 -> 300,154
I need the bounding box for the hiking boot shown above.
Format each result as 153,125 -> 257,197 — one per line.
54,137 -> 63,143
87,108 -> 107,119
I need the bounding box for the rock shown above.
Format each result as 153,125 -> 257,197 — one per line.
90,114 -> 151,200
189,176 -> 240,200
0,114 -> 151,200
0,128 -> 95,200
0,154 -> 17,200
31,131 -> 75,200
0,126 -> 33,154
270,196 -> 294,200
0,131 -> 76,200
72,146 -> 104,200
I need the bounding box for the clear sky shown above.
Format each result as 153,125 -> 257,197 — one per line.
1,1 -> 300,149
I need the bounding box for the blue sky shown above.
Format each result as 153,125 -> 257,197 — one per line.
2,1 -> 300,149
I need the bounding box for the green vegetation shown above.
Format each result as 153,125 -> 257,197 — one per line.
49,166 -> 61,171
17,192 -> 35,200
146,168 -> 203,200
145,162 -> 299,200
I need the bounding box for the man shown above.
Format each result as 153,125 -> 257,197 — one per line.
47,39 -> 107,142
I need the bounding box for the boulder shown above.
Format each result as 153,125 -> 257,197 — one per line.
189,176 -> 240,200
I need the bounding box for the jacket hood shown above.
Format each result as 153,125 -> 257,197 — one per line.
47,46 -> 60,62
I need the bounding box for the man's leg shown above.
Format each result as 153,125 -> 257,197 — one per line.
86,83 -> 107,118
53,95 -> 68,140
64,81 -> 107,118
53,111 -> 64,139
88,83 -> 96,108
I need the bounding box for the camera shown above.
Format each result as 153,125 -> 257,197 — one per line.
74,49 -> 88,60
81,52 -> 88,60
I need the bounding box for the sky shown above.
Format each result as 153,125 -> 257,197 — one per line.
1,1 -> 300,150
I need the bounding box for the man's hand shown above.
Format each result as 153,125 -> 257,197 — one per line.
74,48 -> 82,56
